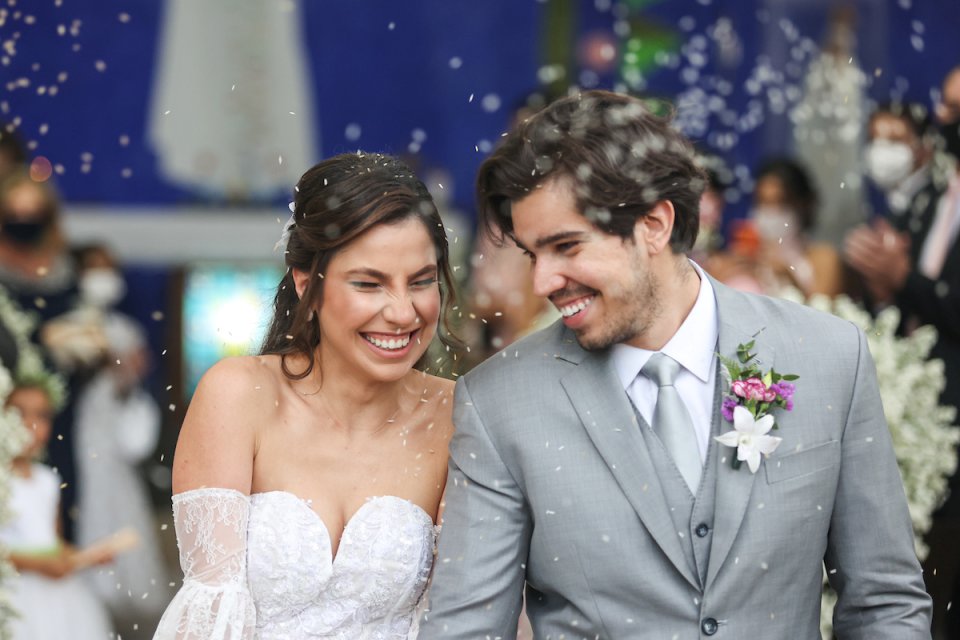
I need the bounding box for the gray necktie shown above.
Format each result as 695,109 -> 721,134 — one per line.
642,353 -> 702,493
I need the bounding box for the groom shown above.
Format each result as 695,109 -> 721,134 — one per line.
419,90 -> 931,639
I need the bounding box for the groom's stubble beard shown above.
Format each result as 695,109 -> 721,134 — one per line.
575,251 -> 661,352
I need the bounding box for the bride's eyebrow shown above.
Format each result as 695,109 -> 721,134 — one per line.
345,268 -> 387,279
344,265 -> 437,279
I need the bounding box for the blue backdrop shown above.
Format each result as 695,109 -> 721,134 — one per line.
2,0 -> 958,217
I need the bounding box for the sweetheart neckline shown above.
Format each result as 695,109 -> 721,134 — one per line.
249,490 -> 434,564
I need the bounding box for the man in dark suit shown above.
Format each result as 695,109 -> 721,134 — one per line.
845,64 -> 960,639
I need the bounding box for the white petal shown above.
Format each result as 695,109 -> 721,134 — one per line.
715,432 -> 740,448
756,434 -> 782,455
753,413 -> 775,436
732,405 -> 754,431
742,446 -> 762,473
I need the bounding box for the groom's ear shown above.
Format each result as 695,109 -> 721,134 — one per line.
291,268 -> 311,300
634,200 -> 675,255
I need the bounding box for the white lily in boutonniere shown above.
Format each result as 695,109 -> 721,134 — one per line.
715,406 -> 782,473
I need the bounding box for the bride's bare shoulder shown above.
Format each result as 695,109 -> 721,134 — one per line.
195,355 -> 285,401
172,355 -> 292,494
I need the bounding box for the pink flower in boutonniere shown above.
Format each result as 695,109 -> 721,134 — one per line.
731,377 -> 777,403
715,339 -> 799,473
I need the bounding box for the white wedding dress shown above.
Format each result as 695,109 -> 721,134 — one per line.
153,488 -> 436,639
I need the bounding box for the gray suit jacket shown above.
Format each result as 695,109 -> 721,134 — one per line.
419,279 -> 931,639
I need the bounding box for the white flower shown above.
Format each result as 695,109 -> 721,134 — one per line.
715,406 -> 783,473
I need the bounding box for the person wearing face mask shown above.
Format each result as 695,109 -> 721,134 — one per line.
0,172 -> 78,317
710,157 -> 843,298
846,65 -> 960,640
863,102 -> 935,218
40,244 -> 134,371
56,245 -> 173,630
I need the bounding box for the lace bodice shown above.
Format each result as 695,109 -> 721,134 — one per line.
154,488 -> 436,640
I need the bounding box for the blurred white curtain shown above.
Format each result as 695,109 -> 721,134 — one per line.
791,17 -> 867,248
148,0 -> 318,199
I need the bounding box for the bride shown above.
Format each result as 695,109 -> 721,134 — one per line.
154,152 -> 458,639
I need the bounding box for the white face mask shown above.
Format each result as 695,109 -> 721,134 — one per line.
750,206 -> 799,243
79,268 -> 126,308
865,139 -> 915,191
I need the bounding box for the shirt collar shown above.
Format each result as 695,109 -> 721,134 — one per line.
611,261 -> 719,389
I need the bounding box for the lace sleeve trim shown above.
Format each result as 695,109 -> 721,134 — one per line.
156,488 -> 256,639
171,488 -> 250,584
172,486 -> 249,505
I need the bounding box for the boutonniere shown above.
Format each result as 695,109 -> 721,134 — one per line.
714,339 -> 798,473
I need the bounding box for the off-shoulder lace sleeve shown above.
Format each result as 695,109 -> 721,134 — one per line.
153,488 -> 257,640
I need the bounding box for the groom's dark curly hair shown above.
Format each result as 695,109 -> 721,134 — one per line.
476,90 -> 706,253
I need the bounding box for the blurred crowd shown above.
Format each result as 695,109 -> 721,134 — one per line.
0,129 -> 170,638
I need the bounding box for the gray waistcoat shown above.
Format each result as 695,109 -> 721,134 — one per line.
630,364 -> 724,588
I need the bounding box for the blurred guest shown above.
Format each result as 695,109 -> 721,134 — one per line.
465,231 -> 559,364
0,171 -> 82,541
709,157 -> 843,298
751,158 -> 843,297
690,153 -> 731,265
864,102 -> 935,218
1,380 -> 113,640
462,89 -> 562,366
0,126 -> 28,181
69,245 -> 170,625
846,65 -> 960,639
0,171 -> 77,318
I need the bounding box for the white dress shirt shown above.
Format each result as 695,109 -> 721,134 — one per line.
611,262 -> 719,462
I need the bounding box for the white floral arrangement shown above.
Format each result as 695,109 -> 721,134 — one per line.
0,286 -> 67,639
0,289 -> 66,411
0,365 -> 28,640
780,292 -> 959,637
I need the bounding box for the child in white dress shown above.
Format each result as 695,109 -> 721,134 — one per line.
0,383 -> 113,640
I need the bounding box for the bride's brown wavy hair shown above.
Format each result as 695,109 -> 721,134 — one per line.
260,152 -> 459,380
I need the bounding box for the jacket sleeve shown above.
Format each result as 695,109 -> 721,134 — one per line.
825,327 -> 932,639
153,488 -> 257,640
896,268 -> 960,342
417,378 -> 532,640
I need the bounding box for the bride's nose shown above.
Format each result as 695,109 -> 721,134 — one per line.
382,290 -> 417,326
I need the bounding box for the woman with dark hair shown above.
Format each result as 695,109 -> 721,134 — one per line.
750,157 -> 842,297
155,152 -> 457,639
711,157 -> 842,298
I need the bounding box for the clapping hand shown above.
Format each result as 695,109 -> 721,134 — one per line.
844,219 -> 912,305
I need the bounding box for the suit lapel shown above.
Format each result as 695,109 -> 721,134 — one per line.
705,279 -> 776,588
559,341 -> 700,589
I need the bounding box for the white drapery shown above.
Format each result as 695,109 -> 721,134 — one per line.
148,0 -> 318,199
